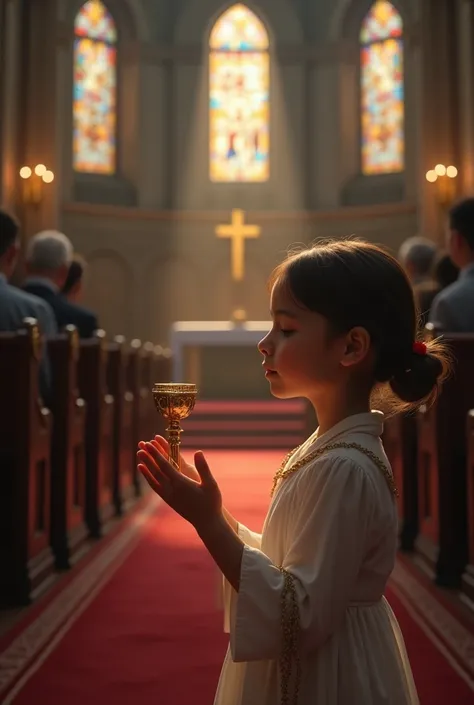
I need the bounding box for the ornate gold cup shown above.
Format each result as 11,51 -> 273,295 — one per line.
152,383 -> 197,471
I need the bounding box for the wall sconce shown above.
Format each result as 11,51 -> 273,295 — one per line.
19,164 -> 55,206
425,163 -> 458,207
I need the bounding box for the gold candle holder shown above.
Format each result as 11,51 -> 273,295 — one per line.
152,383 -> 197,470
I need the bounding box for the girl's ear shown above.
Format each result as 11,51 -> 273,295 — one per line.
340,326 -> 371,368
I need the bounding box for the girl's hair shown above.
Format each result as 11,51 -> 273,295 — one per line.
269,238 -> 451,414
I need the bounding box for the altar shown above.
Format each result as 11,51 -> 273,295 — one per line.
169,320 -> 272,399
169,211 -> 273,399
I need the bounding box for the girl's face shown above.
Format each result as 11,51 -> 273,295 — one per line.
258,280 -> 346,400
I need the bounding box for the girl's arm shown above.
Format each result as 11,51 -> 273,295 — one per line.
222,507 -> 238,533
197,514 -> 244,591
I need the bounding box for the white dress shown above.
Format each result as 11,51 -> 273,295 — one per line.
214,411 -> 419,705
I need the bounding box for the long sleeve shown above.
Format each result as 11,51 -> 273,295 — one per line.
237,523 -> 262,550
225,456 -> 376,662
222,523 -> 262,633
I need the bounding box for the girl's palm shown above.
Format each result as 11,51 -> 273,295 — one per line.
137,438 -> 222,529
150,436 -> 200,482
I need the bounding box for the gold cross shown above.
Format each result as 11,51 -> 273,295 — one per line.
215,209 -> 261,282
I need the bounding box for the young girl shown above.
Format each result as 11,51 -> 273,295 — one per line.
137,239 -> 449,705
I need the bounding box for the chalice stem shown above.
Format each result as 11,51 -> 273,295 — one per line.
167,419 -> 182,471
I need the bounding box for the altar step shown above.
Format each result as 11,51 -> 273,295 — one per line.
180,399 -> 310,449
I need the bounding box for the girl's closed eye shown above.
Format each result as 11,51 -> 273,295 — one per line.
280,329 -> 295,337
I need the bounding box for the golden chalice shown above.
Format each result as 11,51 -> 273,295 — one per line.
152,383 -> 197,471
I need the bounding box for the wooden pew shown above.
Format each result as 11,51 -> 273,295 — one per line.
141,341 -> 156,441
416,332 -> 474,587
127,339 -> 146,495
78,330 -> 114,538
462,410 -> 474,608
151,345 -> 173,438
47,326 -> 88,569
0,319 -> 54,606
383,414 -> 418,551
106,335 -> 136,515
154,345 -> 173,385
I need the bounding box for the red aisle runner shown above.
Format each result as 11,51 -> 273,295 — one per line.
3,450 -> 474,705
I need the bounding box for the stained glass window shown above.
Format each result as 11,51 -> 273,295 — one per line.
73,1 -> 117,174
360,1 -> 404,175
209,4 -> 270,182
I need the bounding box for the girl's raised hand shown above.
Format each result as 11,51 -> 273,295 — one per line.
137,442 -> 222,530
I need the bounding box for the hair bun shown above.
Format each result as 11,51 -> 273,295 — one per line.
389,346 -> 444,403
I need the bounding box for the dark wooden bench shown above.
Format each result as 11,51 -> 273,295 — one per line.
106,336 -> 136,515
416,331 -> 474,586
47,326 -> 88,569
78,330 -> 115,538
383,414 -> 418,550
462,410 -> 474,608
127,339 -> 147,495
140,341 -> 156,442
0,319 -> 54,606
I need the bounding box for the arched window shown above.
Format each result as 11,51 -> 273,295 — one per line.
209,4 -> 269,182
73,0 -> 117,174
360,1 -> 404,175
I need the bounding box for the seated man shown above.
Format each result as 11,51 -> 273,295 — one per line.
24,231 -> 98,338
398,235 -> 438,323
0,209 -> 57,401
429,198 -> 474,332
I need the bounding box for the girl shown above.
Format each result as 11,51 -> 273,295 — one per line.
137,239 -> 449,705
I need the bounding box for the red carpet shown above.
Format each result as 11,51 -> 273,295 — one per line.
2,450 -> 474,704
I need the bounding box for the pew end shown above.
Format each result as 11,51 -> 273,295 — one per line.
47,325 -> 88,569
0,319 -> 55,606
78,331 -> 115,538
461,409 -> 474,609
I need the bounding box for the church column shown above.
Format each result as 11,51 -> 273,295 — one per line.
20,0 -> 62,238
457,0 -> 474,194
135,49 -> 169,208
418,0 -> 460,243
0,0 -> 26,211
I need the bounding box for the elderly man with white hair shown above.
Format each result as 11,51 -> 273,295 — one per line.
23,230 -> 98,338
398,236 -> 438,285
398,235 -> 439,324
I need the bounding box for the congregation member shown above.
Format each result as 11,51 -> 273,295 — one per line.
429,197 -> 474,332
61,254 -> 87,304
414,252 -> 459,326
0,209 -> 57,400
24,231 -> 99,338
432,251 -> 459,291
398,236 -> 438,323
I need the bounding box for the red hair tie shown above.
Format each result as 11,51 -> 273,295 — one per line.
413,341 -> 427,356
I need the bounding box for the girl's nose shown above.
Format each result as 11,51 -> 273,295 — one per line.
258,332 -> 272,356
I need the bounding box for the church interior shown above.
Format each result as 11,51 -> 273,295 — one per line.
1,0 -> 474,703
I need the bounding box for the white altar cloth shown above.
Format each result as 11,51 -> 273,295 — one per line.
169,321 -> 271,382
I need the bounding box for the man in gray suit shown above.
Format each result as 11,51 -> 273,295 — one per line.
0,209 -> 57,399
429,197 -> 474,332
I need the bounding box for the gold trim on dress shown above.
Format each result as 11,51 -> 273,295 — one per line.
271,442 -> 398,498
